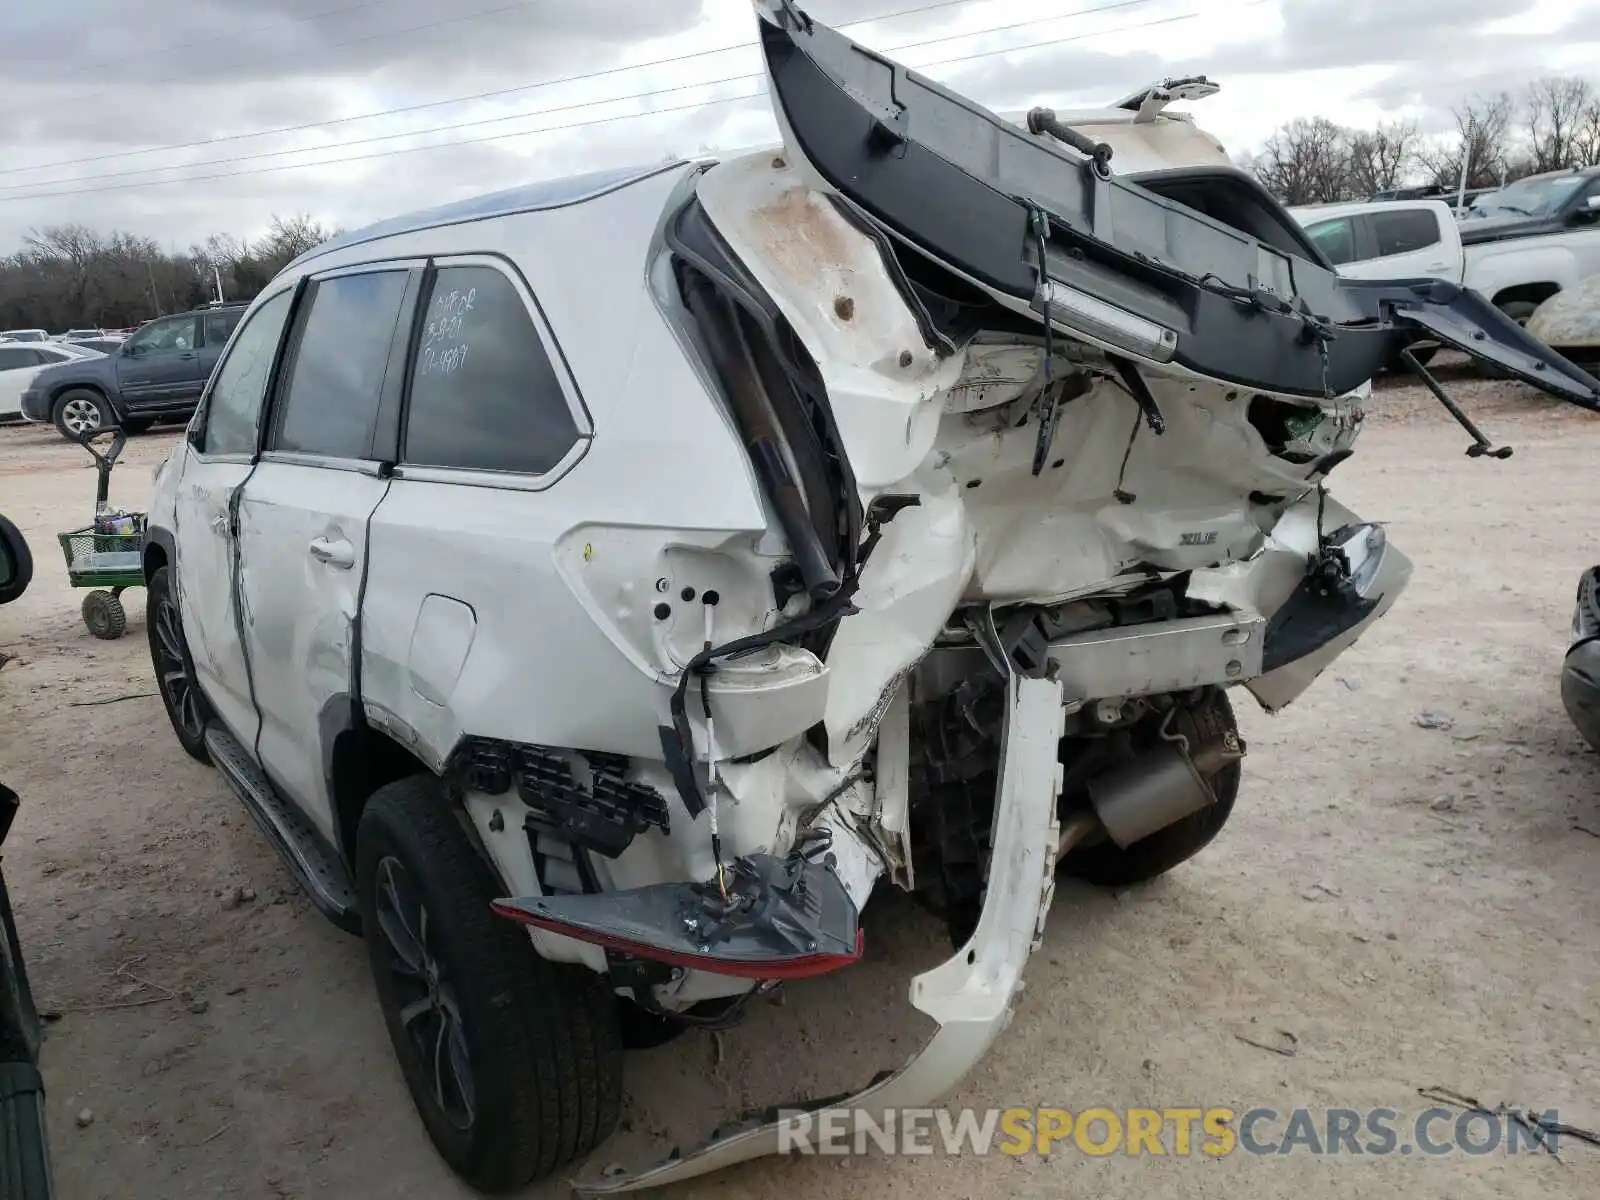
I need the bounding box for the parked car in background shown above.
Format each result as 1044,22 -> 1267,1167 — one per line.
17,303 -> 246,439
64,337 -> 126,357
0,341 -> 105,425
53,329 -> 103,342
1290,199 -> 1463,368
1292,199 -> 1465,283
0,330 -> 47,343
1460,165 -> 1600,323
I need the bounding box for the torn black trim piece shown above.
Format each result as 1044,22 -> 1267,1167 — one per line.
755,7 -> 1600,408
455,738 -> 670,858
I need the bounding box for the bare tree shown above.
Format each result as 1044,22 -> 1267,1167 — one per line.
0,212 -> 338,331
1250,116 -> 1355,205
1572,96 -> 1600,167
1524,76 -> 1595,173
1347,119 -> 1420,196
1418,92 -> 1518,190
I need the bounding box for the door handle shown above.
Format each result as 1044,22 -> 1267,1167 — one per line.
177,351 -> 197,359
308,536 -> 355,569
210,514 -> 229,537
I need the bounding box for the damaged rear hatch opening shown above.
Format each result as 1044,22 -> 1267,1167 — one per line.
540,4 -> 1600,1193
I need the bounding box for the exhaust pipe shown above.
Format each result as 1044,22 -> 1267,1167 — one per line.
1079,728 -> 1243,849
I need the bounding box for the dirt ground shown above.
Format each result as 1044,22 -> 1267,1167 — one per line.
2,367 -> 1598,1200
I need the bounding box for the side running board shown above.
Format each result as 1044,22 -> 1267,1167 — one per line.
204,724 -> 360,934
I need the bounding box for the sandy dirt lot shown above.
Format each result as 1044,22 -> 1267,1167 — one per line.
1,372 -> 1598,1200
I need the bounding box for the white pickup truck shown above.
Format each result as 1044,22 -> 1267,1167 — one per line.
1291,199 -> 1465,284
1458,166 -> 1600,322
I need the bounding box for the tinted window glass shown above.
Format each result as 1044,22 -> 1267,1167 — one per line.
273,271 -> 408,459
203,308 -> 243,346
204,290 -> 294,456
1369,209 -> 1440,257
1305,217 -> 1357,265
126,315 -> 197,355
403,265 -> 580,474
0,347 -> 36,370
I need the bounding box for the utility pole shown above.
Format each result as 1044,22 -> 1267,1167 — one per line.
145,260 -> 163,316
1456,116 -> 1473,213
212,262 -> 226,303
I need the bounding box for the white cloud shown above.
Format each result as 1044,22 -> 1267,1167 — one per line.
0,0 -> 1595,249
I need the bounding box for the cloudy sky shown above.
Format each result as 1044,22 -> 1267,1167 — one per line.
2,0 -> 1597,251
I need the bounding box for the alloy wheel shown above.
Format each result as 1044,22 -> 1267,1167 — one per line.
60,397 -> 102,437
375,856 -> 476,1132
153,593 -> 204,744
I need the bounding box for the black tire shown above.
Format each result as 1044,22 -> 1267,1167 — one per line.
1059,691 -> 1241,888
81,589 -> 126,640
356,775 -> 623,1192
52,389 -> 110,442
146,566 -> 213,763
0,513 -> 32,606
1498,298 -> 1541,326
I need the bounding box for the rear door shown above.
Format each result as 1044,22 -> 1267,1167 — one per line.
0,347 -> 40,419
360,256 -> 594,769
170,287 -> 300,745
117,314 -> 201,409
236,262 -> 420,843
196,308 -> 244,398
1350,204 -> 1459,281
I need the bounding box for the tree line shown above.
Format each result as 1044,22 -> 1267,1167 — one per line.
1247,75 -> 1600,206
0,214 -> 334,333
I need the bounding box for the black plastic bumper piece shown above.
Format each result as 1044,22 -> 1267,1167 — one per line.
0,1064 -> 54,1200
1260,523 -> 1387,673
492,848 -> 862,980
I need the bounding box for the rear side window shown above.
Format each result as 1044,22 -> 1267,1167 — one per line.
203,308 -> 243,346
272,271 -> 408,459
204,290 -> 294,456
401,264 -> 580,475
1368,209 -> 1440,258
0,347 -> 36,370
1305,217 -> 1356,265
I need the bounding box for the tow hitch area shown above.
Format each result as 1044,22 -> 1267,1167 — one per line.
491,844 -> 862,981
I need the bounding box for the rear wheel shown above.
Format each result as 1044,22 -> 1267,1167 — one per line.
356,775 -> 623,1192
146,566 -> 213,763
1498,298 -> 1541,326
52,390 -> 109,441
1058,690 -> 1242,888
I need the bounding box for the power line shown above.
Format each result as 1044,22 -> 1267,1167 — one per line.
0,0 -> 1151,193
0,0 -> 1009,178
0,2 -> 1262,204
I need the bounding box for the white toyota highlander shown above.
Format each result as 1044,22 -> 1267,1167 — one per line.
140,3 -> 1600,1193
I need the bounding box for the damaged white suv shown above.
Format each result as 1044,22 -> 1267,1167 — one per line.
142,4 -> 1600,1193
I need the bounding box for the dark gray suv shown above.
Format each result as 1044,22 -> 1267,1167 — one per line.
19,303 -> 245,440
